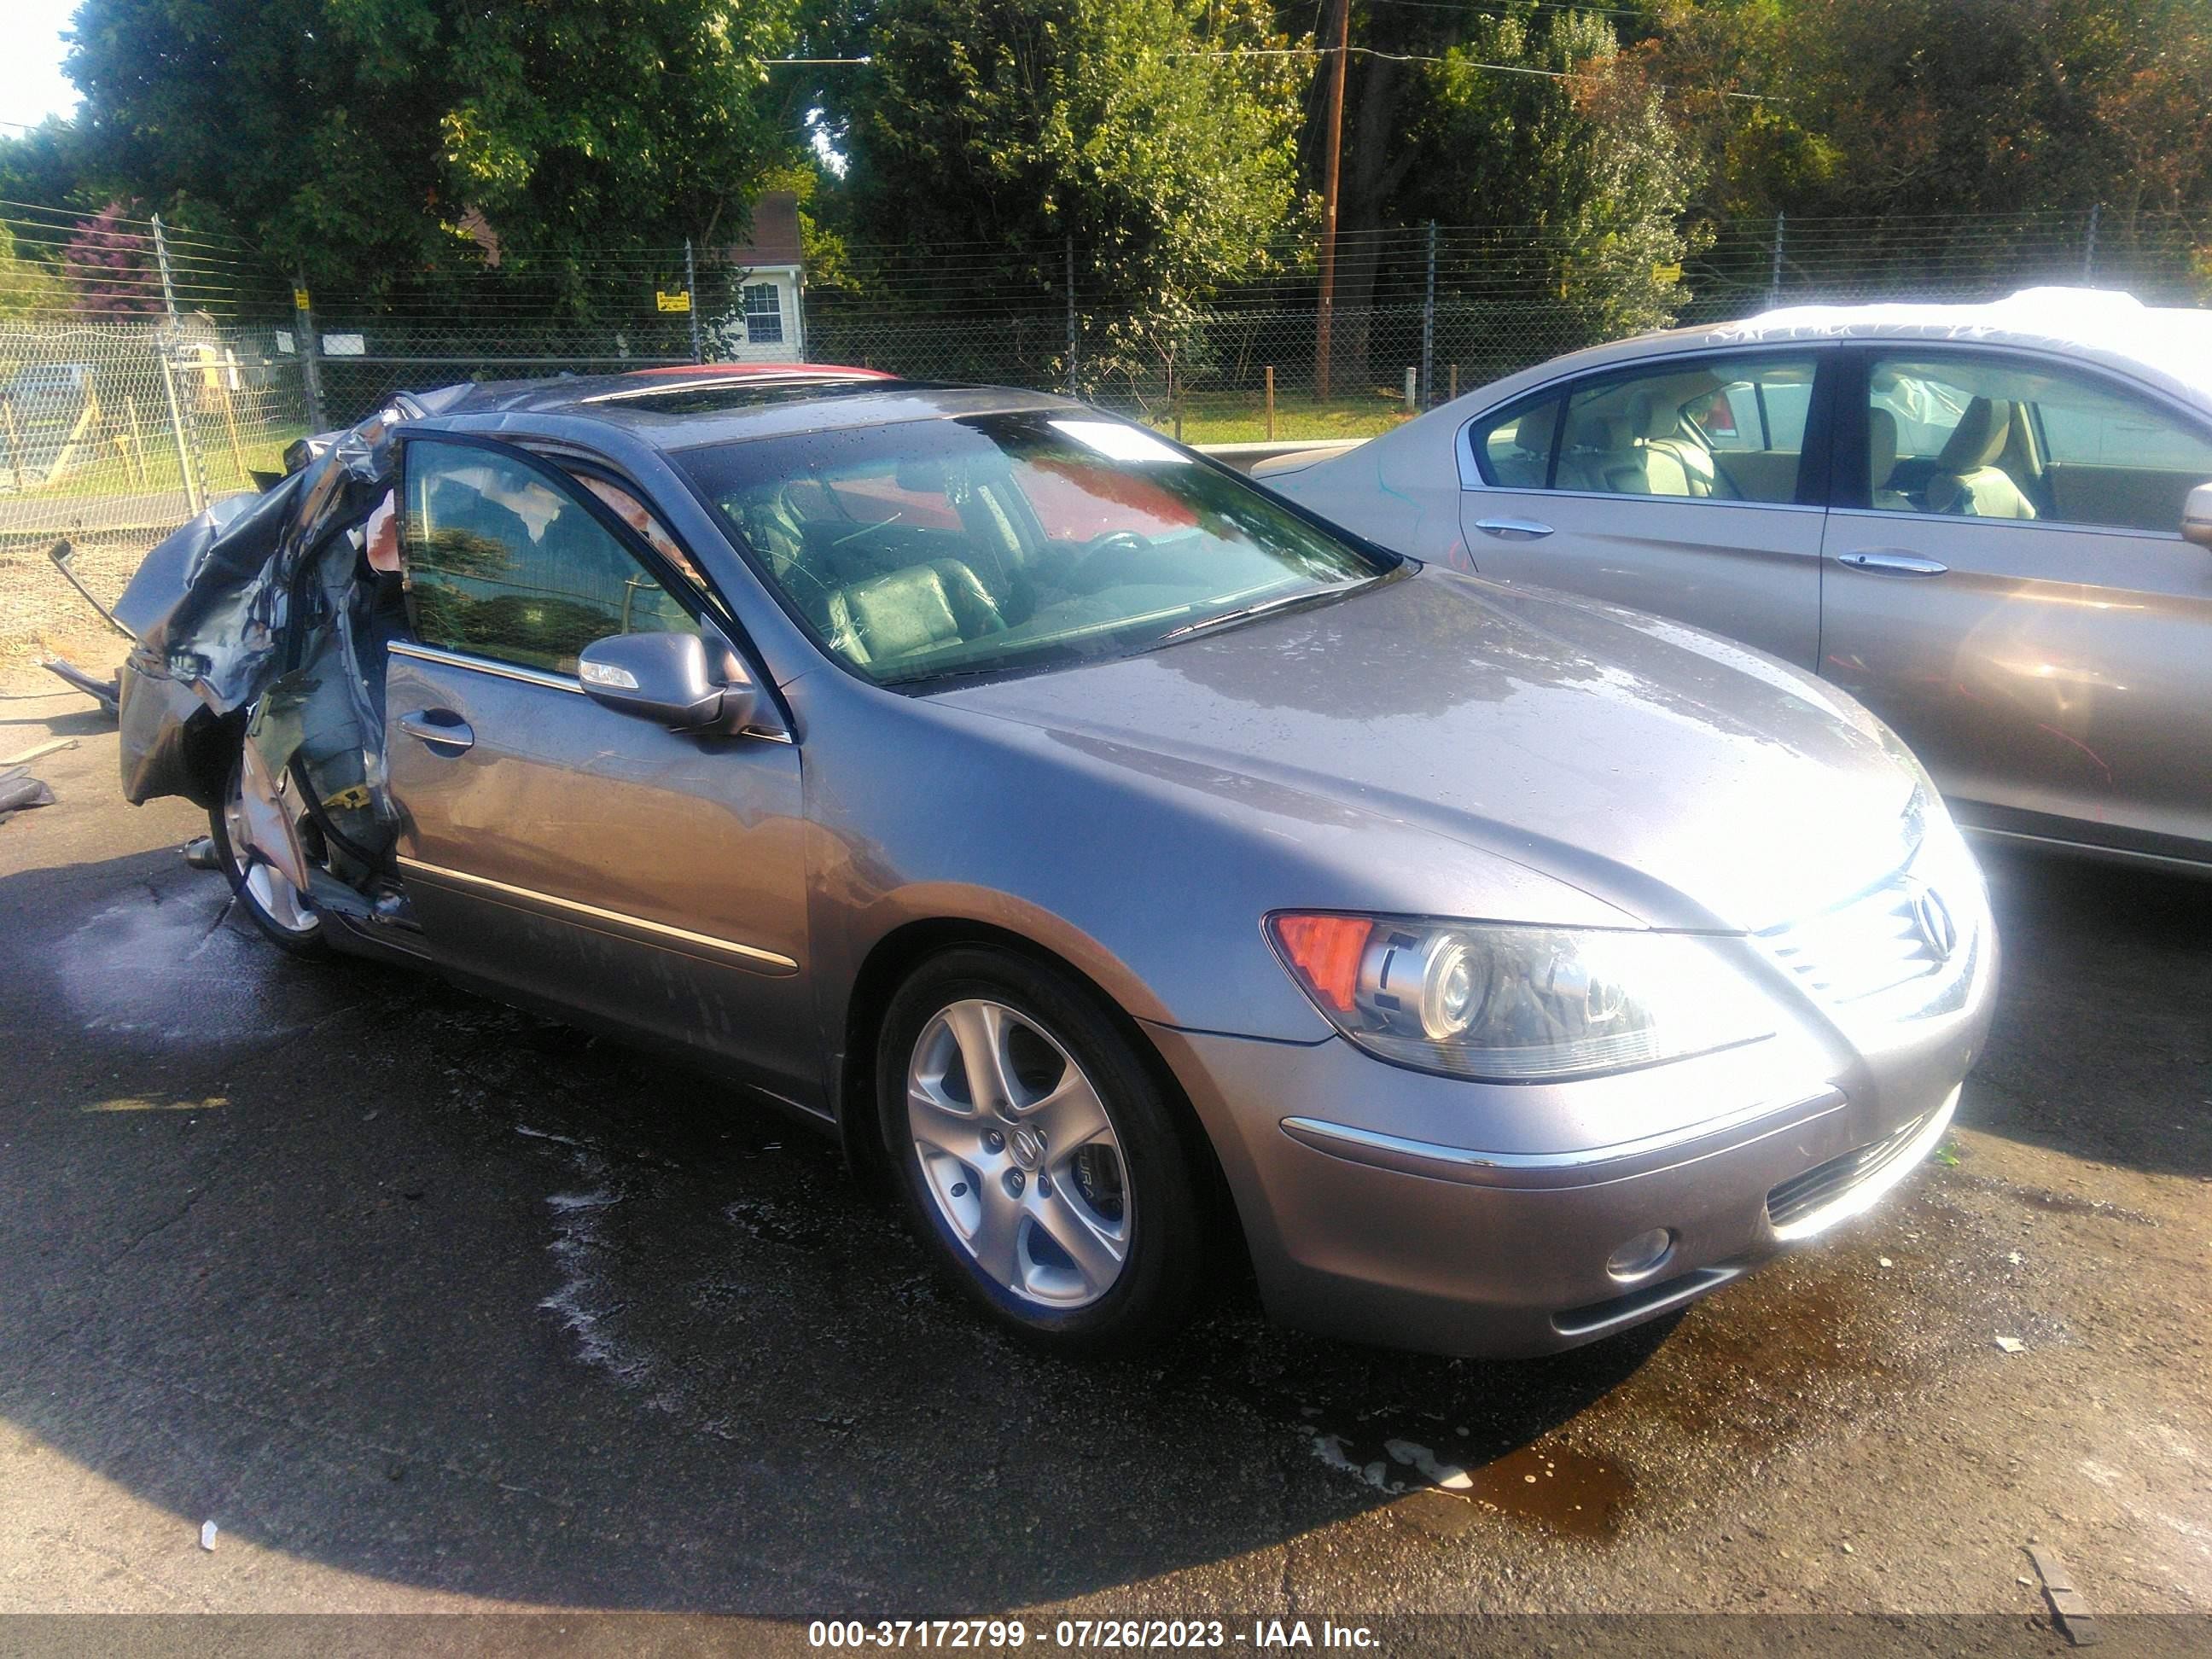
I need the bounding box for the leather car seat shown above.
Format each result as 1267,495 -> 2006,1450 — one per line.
1629,391 -> 1723,498
1558,412 -> 1645,493
823,560 -> 1008,667
1927,399 -> 2037,519
1868,408 -> 1915,509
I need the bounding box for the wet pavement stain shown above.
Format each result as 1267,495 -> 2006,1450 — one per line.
22,857 -> 2081,1594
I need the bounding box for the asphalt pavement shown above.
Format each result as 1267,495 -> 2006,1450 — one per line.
1,691 -> 2206,1635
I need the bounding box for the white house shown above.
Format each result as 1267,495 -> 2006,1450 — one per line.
716,191 -> 807,363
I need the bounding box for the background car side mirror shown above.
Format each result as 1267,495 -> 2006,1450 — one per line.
2183,482 -> 2212,549
576,631 -> 779,738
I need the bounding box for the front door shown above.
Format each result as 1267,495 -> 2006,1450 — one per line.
385,434 -> 819,1109
1458,348 -> 1832,668
1819,348 -> 2212,856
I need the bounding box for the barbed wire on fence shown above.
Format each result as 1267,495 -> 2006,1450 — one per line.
1,195 -> 2208,526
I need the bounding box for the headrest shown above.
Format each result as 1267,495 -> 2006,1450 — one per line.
1564,411 -> 1635,453
1938,399 -> 2014,470
1624,389 -> 1677,440
1869,407 -> 1900,487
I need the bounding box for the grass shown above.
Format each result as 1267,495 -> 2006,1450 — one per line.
0,410 -> 309,511
1144,391 -> 1418,446
15,423 -> 307,503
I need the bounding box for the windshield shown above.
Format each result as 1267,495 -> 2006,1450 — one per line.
674,412 -> 1390,686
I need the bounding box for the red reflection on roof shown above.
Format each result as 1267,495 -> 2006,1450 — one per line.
626,363 -> 894,381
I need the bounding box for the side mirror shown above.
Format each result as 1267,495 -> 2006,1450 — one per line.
2184,481 -> 2212,548
576,631 -> 777,737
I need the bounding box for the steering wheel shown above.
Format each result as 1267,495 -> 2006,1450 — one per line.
1064,529 -> 1154,595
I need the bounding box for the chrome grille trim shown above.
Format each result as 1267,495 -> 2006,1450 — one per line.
1767,1115 -> 1924,1229
1757,829 -> 1983,1024
1764,1086 -> 1960,1241
1761,876 -> 1944,1004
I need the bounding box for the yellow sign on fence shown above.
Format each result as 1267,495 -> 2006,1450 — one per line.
655,289 -> 692,313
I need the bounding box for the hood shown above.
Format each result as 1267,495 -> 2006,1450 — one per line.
935,569 -> 1926,933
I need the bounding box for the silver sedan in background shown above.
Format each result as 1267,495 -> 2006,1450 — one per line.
1265,287 -> 2212,873
115,369 -> 1995,1359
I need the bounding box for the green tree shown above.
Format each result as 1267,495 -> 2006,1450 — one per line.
1405,6 -> 1699,341
65,0 -> 803,302
0,120 -> 96,213
0,223 -> 72,317
831,0 -> 1305,399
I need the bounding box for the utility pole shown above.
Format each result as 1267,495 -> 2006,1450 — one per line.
293,272 -> 327,433
151,214 -> 181,327
1421,219 -> 1437,407
150,214 -> 206,515
684,238 -> 704,364
1315,0 -> 1349,401
2082,202 -> 2101,282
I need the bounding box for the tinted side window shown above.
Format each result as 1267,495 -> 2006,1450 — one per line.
1867,356 -> 2212,532
1475,396 -> 1562,488
403,439 -> 696,676
1551,356 -> 1815,504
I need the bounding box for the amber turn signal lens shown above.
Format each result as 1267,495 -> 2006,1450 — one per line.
1269,914 -> 1373,1014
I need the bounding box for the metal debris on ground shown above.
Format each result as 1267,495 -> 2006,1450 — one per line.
199,1521 -> 218,1551
38,660 -> 119,715
2028,1544 -> 2100,1645
1995,1336 -> 2026,1353
0,775 -> 57,823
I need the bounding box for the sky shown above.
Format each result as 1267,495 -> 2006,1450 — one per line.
0,0 -> 82,136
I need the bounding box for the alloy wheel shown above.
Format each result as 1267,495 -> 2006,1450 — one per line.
905,998 -> 1132,1308
220,766 -> 318,938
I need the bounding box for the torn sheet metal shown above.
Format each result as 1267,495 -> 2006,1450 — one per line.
112,383 -> 480,815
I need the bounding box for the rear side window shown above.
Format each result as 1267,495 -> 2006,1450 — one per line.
402,439 -> 697,676
1475,396 -> 1562,488
1475,357 -> 1816,504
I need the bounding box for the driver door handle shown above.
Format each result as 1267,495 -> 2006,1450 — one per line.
399,711 -> 474,752
1474,517 -> 1554,540
1837,549 -> 1948,577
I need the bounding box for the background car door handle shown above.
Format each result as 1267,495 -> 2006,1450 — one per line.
399,711 -> 474,751
1837,550 -> 1948,577
1474,517 -> 1555,540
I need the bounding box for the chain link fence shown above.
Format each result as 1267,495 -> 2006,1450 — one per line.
4,194 -> 2209,688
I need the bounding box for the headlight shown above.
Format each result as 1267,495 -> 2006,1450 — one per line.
1266,913 -> 1774,1082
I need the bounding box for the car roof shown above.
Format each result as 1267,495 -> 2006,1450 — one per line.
1461,286 -> 2212,420
411,362 -> 1088,450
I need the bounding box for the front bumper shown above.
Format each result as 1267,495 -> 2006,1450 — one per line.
1148,923 -> 1994,1357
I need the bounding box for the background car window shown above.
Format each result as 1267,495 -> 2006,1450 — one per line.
1550,356 -> 1815,504
403,439 -> 697,676
1866,357 -> 2212,532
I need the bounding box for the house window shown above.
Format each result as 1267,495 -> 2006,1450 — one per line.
742,282 -> 783,345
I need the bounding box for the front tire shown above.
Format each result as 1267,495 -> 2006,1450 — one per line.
207,748 -> 328,958
877,946 -> 1202,1353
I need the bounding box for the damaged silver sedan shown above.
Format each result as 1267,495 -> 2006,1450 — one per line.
114,365 -> 1996,1358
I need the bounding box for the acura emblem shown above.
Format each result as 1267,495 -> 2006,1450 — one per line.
1910,886 -> 1958,960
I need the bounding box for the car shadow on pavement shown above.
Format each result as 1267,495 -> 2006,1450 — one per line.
1,844 -> 1675,1611
1966,843 -> 2212,1182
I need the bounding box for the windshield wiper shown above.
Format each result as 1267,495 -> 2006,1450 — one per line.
1153,585 -> 1356,647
